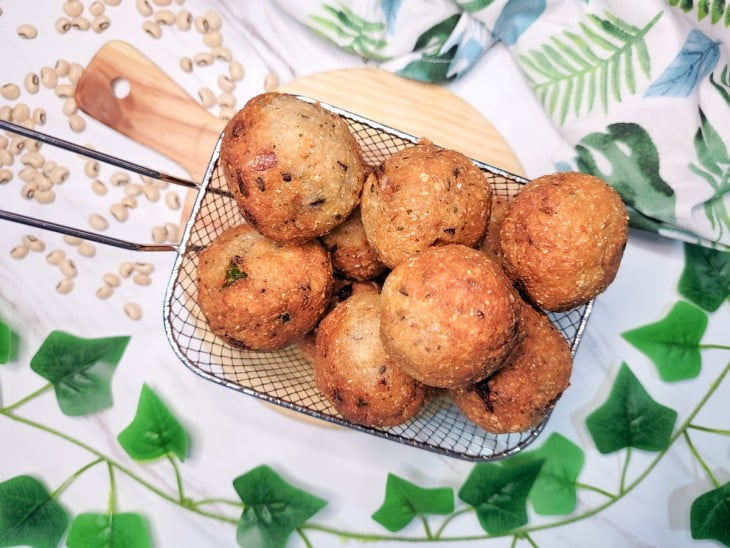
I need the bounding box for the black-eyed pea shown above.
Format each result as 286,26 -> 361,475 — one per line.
21,181 -> 38,199
180,57 -> 193,73
0,168 -> 12,184
69,114 -> 86,132
92,15 -> 111,33
217,92 -> 236,108
19,166 -> 37,183
198,88 -> 216,108
0,149 -> 13,167
9,137 -> 26,156
78,241 -> 96,257
0,105 -> 11,121
62,97 -> 78,116
136,0 -> 152,16
56,278 -> 75,295
50,165 -> 70,184
63,235 -> 83,246
10,244 -> 30,260
55,83 -> 75,98
54,60 -> 70,78
92,179 -> 108,195
84,160 -> 100,178
89,213 -> 109,231
35,189 -> 56,204
37,175 -> 53,192
142,20 -> 162,38
40,66 -> 59,89
24,73 -> 40,94
32,108 -> 47,125
23,138 -> 41,153
69,63 -> 84,84
154,9 -> 175,25
89,1 -> 106,16
46,249 -> 66,265
212,46 -> 232,62
110,171 -> 129,186
63,1 -> 84,17
103,0 -> 121,6
229,60 -> 244,81
23,235 -> 45,252
103,272 -> 121,287
133,272 -> 151,286
21,152 -> 44,168
142,184 -> 160,202
110,202 -> 128,222
124,182 -> 143,196
71,16 -> 91,31
218,74 -> 235,92
219,107 -> 236,120
264,72 -> 279,92
59,258 -> 77,278
176,10 -> 192,31
203,30 -> 222,48
204,10 -> 222,31
165,191 -> 180,210
1,83 -> 20,101
17,24 -> 39,39
194,52 -> 213,67
193,15 -> 207,33
55,17 -> 72,34
121,196 -> 137,209
119,261 -> 134,278
151,225 -> 167,243
164,222 -> 180,242
12,103 -> 31,123
124,302 -> 143,320
41,160 -> 57,176
96,285 -> 113,299
134,261 -> 154,274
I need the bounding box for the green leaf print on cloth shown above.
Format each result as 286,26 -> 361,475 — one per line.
575,122 -> 676,231
668,0 -> 730,26
310,3 -> 390,61
518,10 -> 661,125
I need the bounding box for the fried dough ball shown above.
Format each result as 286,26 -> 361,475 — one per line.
379,244 -> 521,389
196,223 -> 333,351
450,302 -> 573,433
499,172 -> 628,311
360,142 -> 492,269
314,291 -> 431,427
320,206 -> 388,281
220,92 -> 366,244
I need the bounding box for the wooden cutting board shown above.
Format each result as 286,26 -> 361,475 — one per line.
75,41 -> 524,193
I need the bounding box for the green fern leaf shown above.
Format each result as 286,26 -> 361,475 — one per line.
518,10 -> 662,125
670,0 -> 730,26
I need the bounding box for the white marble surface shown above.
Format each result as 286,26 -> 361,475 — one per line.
1,2 -> 728,547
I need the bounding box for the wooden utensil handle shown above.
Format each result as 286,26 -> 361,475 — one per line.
75,40 -> 225,182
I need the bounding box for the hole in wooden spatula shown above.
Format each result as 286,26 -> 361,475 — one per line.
111,77 -> 130,99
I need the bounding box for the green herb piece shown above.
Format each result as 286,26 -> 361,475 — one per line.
224,261 -> 248,288
371,473 -> 454,532
117,384 -> 189,462
690,482 -> 730,545
679,243 -> 730,312
0,475 -> 69,548
0,321 -> 10,364
458,459 -> 544,535
586,363 -> 677,454
622,301 -> 707,381
66,512 -> 151,548
29,331 -> 130,416
508,432 -> 585,515
233,465 -> 327,548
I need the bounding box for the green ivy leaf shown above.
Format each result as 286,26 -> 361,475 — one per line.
29,331 -> 130,416
66,512 -> 151,548
117,384 -> 189,462
508,433 -> 584,515
586,363 -> 678,454
0,475 -> 68,548
690,482 -> 730,545
679,243 -> 730,312
0,321 -> 10,364
458,459 -> 544,535
622,301 -> 707,381
232,465 -> 327,548
371,473 -> 454,532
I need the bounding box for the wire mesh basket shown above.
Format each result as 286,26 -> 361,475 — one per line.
162,99 -> 593,462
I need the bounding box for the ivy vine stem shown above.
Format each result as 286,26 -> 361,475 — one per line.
0,408 -> 238,525
683,431 -> 720,488
699,343 -> 730,351
687,423 -> 730,435
51,457 -> 105,500
167,453 -> 186,504
575,482 -> 617,500
1,382 -> 52,413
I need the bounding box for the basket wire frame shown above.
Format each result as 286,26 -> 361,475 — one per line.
162,99 -> 592,462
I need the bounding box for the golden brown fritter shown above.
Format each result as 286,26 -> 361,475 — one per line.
379,244 -> 521,389
320,206 -> 388,281
314,291 -> 431,427
450,302 -> 573,434
478,193 -> 510,261
220,92 -> 366,244
360,141 -> 492,269
196,223 -> 333,351
499,172 -> 628,311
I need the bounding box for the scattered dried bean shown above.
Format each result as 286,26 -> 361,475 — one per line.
46,249 -> 65,265
17,24 -> 39,39
23,235 -> 45,251
103,272 -> 121,287
24,73 -> 40,94
56,278 -> 74,294
143,20 -> 162,38
10,245 -> 29,259
124,302 -> 143,320
96,285 -> 113,299
1,84 -> 20,101
78,241 -> 96,257
89,213 -> 109,230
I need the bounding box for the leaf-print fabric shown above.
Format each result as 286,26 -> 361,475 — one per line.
274,0 -> 730,250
